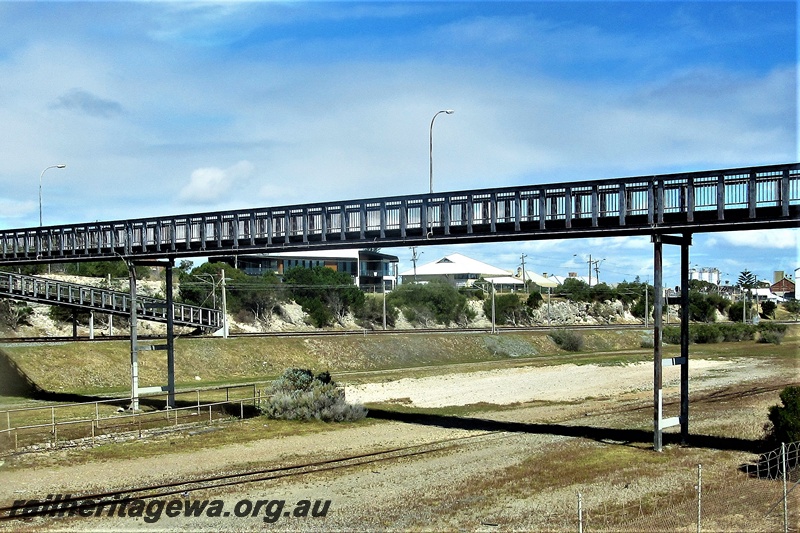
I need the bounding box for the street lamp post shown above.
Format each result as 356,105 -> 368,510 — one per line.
39,164 -> 66,227
429,109 -> 454,194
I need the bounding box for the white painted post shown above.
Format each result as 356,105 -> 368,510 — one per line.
696,464 -> 702,533
782,443 -> 788,533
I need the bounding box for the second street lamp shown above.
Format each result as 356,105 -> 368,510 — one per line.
39,164 -> 66,227
429,109 -> 454,194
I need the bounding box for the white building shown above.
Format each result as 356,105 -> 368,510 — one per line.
399,252 -> 511,288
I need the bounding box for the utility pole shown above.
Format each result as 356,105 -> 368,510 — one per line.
588,254 -> 592,286
220,269 -> 228,338
411,247 -> 421,281
520,253 -> 528,293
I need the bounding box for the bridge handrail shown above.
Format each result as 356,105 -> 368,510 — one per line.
1,163 -> 797,264
0,271 -> 221,328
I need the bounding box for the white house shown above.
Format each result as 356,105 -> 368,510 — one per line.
399,252 -> 511,288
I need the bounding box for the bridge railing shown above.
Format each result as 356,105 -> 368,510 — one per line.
0,272 -> 221,329
1,163 -> 797,264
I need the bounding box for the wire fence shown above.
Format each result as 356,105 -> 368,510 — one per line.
573,442 -> 799,532
0,384 -> 261,454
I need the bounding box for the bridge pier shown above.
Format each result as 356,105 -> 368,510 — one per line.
652,233 -> 691,451
127,259 -> 177,411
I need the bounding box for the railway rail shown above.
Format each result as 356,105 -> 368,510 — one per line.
0,431 -> 504,521
1,378 -> 791,524
0,323 -> 655,344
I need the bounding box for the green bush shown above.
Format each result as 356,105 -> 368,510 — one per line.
757,322 -> 787,345
692,324 -> 723,344
487,293 -> 530,326
548,328 -> 584,351
760,300 -> 777,318
765,386 -> 800,445
526,291 -> 543,309
356,294 -> 398,329
388,281 -> 475,327
663,327 -> 681,345
262,368 -> 366,422
718,323 -> 756,342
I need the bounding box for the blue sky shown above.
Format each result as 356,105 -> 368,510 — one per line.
0,1 -> 796,288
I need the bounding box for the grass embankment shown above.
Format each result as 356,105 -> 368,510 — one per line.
0,328 -> 658,398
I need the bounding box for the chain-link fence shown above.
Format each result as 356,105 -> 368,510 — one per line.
573,442 -> 799,532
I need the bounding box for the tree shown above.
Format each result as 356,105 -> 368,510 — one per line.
283,266 -> 364,327
487,293 -> 529,326
559,278 -> 591,302
765,386 -> 800,445
388,281 -> 475,327
738,269 -> 758,322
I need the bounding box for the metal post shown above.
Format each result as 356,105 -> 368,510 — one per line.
382,284 -> 387,330
577,492 -> 583,533
697,464 -> 702,533
220,269 -> 228,338
653,235 -> 664,452
128,261 -> 139,412
89,311 -> 94,340
782,443 -> 788,533
680,235 -> 690,444
166,261 -> 175,409
490,281 -> 496,334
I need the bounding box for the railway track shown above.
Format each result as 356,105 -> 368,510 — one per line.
0,430 -> 504,521
1,376 -> 792,523
0,323 -> 653,344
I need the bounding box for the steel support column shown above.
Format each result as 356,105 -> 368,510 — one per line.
680,234 -> 691,444
652,233 -> 692,451
128,261 -> 139,411
653,235 -> 664,451
165,260 -> 175,409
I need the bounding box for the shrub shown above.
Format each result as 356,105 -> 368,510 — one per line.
488,293 -> 530,326
757,322 -> 787,345
262,368 -> 367,422
692,324 -> 724,344
718,323 -> 756,342
526,291 -> 543,309
388,281 -> 474,327
765,386 -> 800,445
760,300 -> 777,318
548,328 -> 584,351
663,327 -> 681,345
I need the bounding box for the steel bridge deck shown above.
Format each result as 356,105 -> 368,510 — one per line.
0,163 -> 797,265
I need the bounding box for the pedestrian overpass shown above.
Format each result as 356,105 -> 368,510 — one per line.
0,271 -> 220,332
0,162 -> 797,450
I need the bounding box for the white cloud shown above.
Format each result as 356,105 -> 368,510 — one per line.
717,229 -> 799,250
179,161 -> 254,205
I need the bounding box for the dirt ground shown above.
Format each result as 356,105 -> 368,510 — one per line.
1,355 -> 797,532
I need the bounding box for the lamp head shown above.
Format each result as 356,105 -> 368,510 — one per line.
445,109 -> 454,114
56,164 -> 66,168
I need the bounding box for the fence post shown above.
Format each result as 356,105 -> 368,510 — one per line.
696,463 -> 702,533
240,400 -> 244,420
6,410 -> 10,431
208,405 -> 212,423
196,390 -> 200,415
782,443 -> 788,533
577,492 -> 583,533
95,402 -> 100,428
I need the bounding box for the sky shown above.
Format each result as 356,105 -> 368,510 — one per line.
0,1 -> 797,288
